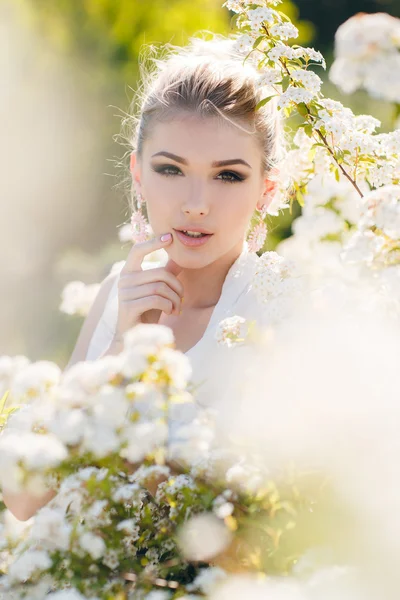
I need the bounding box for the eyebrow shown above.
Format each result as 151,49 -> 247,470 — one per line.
151,151 -> 252,169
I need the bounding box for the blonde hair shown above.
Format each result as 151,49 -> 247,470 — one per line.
120,32 -> 289,211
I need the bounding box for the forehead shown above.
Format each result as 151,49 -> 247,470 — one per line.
142,114 -> 261,165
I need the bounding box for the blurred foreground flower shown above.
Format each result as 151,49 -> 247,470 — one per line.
59,281 -> 101,317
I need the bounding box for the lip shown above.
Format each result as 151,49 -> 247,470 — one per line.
173,229 -> 214,248
174,227 -> 213,234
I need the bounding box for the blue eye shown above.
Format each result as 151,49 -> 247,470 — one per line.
151,164 -> 245,183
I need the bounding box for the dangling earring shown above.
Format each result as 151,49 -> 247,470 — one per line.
130,192 -> 150,244
247,203 -> 268,253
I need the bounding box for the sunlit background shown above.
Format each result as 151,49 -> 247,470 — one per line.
2,0 -> 399,365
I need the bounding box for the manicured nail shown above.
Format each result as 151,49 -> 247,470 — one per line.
160,233 -> 172,242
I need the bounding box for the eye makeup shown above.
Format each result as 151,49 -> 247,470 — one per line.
150,164 -> 247,183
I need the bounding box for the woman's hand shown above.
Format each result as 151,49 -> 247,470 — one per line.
113,233 -> 183,343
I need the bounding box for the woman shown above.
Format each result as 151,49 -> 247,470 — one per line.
3,33 -> 291,520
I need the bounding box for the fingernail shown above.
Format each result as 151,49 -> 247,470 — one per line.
181,297 -> 184,303
161,233 -> 172,242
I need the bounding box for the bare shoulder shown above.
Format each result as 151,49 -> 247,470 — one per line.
65,269 -> 120,370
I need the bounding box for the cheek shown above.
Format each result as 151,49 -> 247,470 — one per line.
217,191 -> 255,230
145,194 -> 178,235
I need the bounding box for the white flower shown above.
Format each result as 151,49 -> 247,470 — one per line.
232,33 -> 254,54
7,549 -> 52,583
60,281 -> 100,317
79,532 -> 106,560
222,0 -> 243,13
190,567 -> 228,594
257,68 -> 282,87
213,502 -> 234,519
47,589 -> 92,599
247,7 -> 276,30
291,68 -> 322,94
329,13 -> 400,102
81,422 -> 120,458
252,251 -> 301,307
0,355 -> 30,401
124,323 -> 174,348
30,507 -> 72,550
85,500 -> 110,527
78,466 -> 108,481
92,386 -> 129,428
292,209 -> 345,242
364,184 -> 400,237
291,46 -> 326,68
155,347 -> 192,389
59,357 -> 123,407
269,42 -> 294,63
116,519 -> 140,538
270,22 -> 299,41
178,513 -> 232,561
0,431 -> 67,492
48,408 -> 88,446
277,86 -> 316,109
340,230 -> 385,265
215,316 -> 249,347
354,114 -> 382,134
10,361 -> 61,402
117,346 -> 149,380
102,549 -> 119,570
121,421 -> 168,463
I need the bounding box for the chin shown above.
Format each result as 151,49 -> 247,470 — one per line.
168,245 -> 217,270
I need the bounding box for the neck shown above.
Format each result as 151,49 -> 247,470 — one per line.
177,241 -> 245,310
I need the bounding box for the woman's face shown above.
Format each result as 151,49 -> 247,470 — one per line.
131,113 -> 275,269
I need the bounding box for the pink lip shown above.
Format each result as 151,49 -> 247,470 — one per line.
173,229 -> 214,247
174,227 -> 213,234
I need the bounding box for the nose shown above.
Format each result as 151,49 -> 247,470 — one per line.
181,187 -> 210,217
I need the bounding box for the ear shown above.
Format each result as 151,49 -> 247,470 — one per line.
257,168 -> 279,211
130,152 -> 142,195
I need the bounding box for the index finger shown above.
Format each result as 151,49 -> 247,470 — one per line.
122,233 -> 173,273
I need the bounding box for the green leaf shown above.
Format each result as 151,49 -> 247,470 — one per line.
304,124 -> 313,138
308,145 -> 317,160
0,390 -> 9,415
276,10 -> 291,22
256,95 -> 277,110
253,35 -> 265,49
281,75 -> 291,92
334,166 -> 340,182
296,102 -> 309,117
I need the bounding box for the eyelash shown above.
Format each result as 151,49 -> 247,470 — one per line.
151,164 -> 245,184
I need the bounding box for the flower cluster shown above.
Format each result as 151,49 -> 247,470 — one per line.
225,0 -> 400,233
329,13 -> 400,103
0,325 -> 191,496
0,324 -> 321,599
215,316 -> 250,348
252,251 -> 306,326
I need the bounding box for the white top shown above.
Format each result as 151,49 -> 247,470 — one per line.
86,245 -> 277,411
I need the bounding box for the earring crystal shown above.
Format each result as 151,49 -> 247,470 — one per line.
130,192 -> 150,244
247,204 -> 268,253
